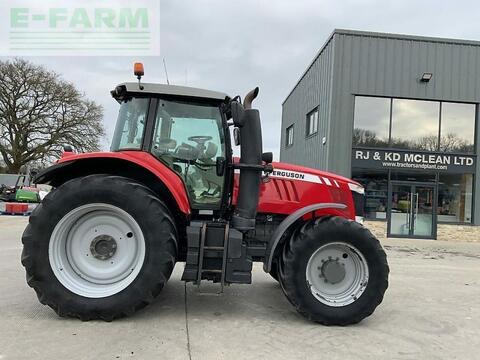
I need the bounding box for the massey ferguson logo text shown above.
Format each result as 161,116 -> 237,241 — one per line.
272,170 -> 305,180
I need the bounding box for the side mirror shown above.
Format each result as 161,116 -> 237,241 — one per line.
216,157 -> 226,176
233,127 -> 241,146
230,101 -> 245,127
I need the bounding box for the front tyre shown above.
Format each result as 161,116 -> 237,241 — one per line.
21,175 -> 177,321
278,216 -> 389,325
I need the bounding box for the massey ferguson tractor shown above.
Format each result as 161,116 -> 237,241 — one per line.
21,64 -> 389,325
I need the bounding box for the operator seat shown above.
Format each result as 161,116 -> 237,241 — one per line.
199,142 -> 218,163
151,138 -> 183,174
196,142 -> 223,201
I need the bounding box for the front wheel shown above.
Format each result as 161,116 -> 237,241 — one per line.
21,175 -> 178,321
278,216 -> 389,325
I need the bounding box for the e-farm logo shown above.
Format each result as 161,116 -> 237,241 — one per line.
0,0 -> 160,56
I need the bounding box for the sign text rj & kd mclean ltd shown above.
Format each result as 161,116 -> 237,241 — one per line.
352,148 -> 476,174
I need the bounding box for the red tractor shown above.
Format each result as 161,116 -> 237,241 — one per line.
21,65 -> 389,325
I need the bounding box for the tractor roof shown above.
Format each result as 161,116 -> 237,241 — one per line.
113,82 -> 229,102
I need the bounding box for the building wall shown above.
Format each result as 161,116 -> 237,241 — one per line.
281,29 -> 480,225
329,30 -> 480,178
280,35 -> 335,169
329,30 -> 480,225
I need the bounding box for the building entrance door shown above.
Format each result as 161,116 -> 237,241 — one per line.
387,181 -> 437,239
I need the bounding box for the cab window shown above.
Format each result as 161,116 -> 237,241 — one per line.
111,98 -> 149,151
151,99 -> 225,208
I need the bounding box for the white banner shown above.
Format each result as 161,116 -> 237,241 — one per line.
0,0 -> 160,56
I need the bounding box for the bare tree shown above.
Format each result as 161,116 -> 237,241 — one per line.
0,58 -> 105,174
415,135 -> 438,151
439,133 -> 472,153
352,128 -> 389,147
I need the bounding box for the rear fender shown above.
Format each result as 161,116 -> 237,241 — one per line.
263,203 -> 347,272
34,153 -> 191,218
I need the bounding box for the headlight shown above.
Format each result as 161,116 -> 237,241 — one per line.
355,216 -> 364,224
348,182 -> 364,194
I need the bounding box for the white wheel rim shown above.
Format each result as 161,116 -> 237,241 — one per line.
49,203 -> 146,298
306,242 -> 369,307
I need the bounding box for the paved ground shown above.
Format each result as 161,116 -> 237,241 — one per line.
0,216 -> 479,360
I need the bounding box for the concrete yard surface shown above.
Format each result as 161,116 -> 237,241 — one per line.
0,216 -> 479,359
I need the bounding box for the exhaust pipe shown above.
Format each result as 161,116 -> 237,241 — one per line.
231,87 -> 263,231
243,87 -> 259,110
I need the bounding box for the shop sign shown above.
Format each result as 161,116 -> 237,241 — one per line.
352,148 -> 476,173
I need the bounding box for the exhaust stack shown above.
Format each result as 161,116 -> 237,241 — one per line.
231,87 -> 263,231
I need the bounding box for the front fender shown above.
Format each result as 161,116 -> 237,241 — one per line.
263,203 -> 347,272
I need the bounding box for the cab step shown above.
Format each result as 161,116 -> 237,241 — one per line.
181,221 -> 252,288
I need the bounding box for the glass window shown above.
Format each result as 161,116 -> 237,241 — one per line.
111,97 -> 149,151
353,97 -> 390,147
440,102 -> 476,153
391,99 -> 440,150
352,169 -> 388,220
151,99 -> 225,208
437,174 -> 473,223
390,171 -> 436,183
306,108 -> 318,136
286,125 -> 294,146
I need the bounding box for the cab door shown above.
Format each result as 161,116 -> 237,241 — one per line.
148,98 -> 227,210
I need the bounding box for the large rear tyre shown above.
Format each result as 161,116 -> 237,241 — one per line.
278,216 -> 389,325
21,175 -> 177,321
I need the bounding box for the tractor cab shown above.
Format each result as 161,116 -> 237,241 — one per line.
110,84 -> 229,210
109,72 -> 265,232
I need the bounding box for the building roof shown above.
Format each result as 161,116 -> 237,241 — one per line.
117,82 -> 229,101
283,29 -> 480,104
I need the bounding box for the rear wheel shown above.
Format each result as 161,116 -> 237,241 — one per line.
278,216 -> 389,325
21,175 -> 177,321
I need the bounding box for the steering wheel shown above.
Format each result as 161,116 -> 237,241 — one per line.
188,136 -> 212,153
188,136 -> 212,145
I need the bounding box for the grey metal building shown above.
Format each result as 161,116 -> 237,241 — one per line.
281,29 -> 480,238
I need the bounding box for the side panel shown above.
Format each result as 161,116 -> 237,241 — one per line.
235,162 -> 356,219
42,151 -> 191,215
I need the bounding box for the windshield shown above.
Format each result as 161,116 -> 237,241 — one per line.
111,97 -> 149,151
151,99 -> 225,208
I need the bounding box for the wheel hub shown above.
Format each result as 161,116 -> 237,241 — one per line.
90,235 -> 117,260
321,259 -> 345,284
306,242 -> 369,307
49,203 -> 146,298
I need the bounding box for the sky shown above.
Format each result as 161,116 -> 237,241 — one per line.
4,0 -> 480,158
